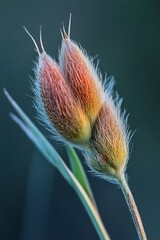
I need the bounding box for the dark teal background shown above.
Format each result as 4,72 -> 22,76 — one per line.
0,0 -> 160,239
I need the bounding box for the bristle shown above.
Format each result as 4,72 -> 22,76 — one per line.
39,26 -> 45,52
68,13 -> 72,38
24,26 -> 40,55
62,22 -> 68,39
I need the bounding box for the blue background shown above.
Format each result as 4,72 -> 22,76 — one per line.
0,0 -> 160,239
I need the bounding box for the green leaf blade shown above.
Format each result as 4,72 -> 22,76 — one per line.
66,145 -> 96,206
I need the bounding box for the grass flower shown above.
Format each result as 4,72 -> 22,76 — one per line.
23,17 -> 147,240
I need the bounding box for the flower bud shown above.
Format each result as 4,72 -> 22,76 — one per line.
35,52 -> 91,144
89,97 -> 130,181
59,34 -> 103,124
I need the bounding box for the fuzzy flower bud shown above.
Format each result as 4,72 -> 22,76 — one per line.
60,32 -> 103,124
88,94 -> 130,182
35,51 -> 91,144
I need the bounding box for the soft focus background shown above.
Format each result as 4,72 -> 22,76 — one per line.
0,1 -> 160,239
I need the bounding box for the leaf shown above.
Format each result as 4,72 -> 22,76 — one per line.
4,89 -> 110,240
66,145 -> 96,206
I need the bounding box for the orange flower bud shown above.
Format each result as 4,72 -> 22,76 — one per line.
35,52 -> 91,144
59,32 -> 103,124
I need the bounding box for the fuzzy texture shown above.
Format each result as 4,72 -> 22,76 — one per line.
60,37 -> 104,124
87,84 -> 131,181
34,51 -> 91,144
92,104 -> 127,169
29,27 -> 131,181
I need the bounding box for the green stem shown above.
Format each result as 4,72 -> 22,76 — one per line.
118,174 -> 147,240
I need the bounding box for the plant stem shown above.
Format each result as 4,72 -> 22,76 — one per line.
117,174 -> 147,240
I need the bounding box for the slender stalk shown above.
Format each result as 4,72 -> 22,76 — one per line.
117,174 -> 147,240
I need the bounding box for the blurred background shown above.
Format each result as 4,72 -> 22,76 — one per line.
0,0 -> 160,239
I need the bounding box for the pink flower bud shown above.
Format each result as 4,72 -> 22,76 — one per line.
59,33 -> 103,124
35,52 -> 91,144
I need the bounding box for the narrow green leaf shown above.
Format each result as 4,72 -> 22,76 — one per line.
66,145 -> 96,206
4,89 -> 110,240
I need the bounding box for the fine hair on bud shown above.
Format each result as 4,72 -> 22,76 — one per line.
59,28 -> 104,124
87,81 -> 132,183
